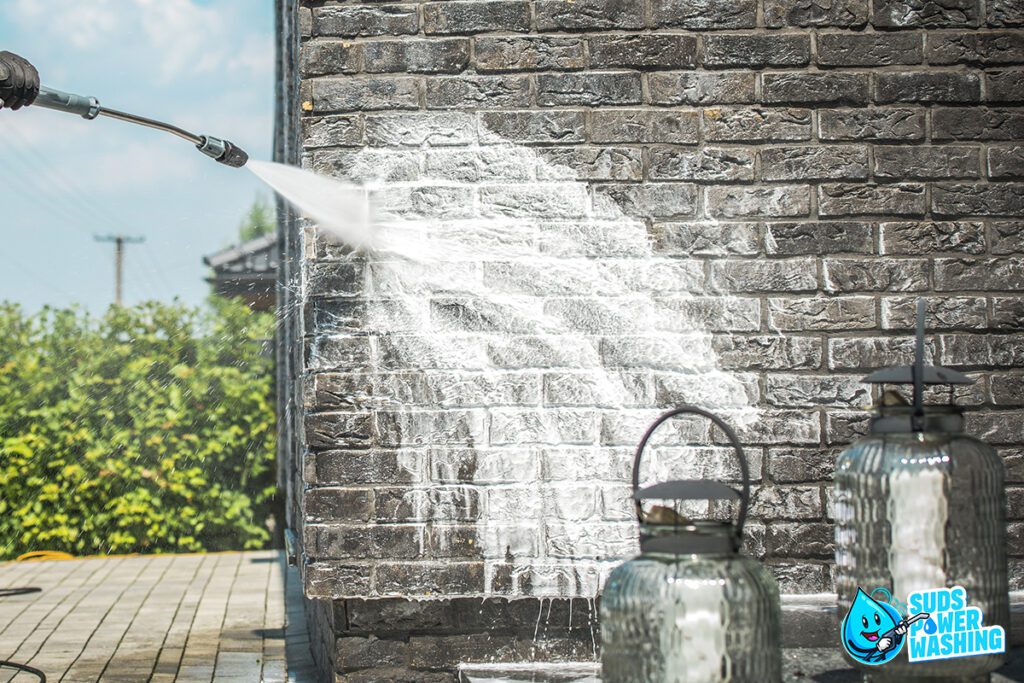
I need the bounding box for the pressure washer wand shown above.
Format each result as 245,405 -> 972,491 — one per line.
32,85 -> 248,168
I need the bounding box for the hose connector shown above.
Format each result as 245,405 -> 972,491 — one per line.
34,86 -> 100,119
197,135 -> 249,168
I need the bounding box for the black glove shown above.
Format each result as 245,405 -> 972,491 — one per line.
0,51 -> 40,110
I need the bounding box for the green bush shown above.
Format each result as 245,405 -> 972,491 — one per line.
0,298 -> 276,558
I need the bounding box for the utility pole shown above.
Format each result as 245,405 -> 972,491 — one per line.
94,234 -> 145,306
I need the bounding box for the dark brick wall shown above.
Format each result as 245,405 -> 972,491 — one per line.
281,1 -> 1024,678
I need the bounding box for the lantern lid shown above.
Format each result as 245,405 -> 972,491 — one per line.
634,479 -> 741,502
863,298 -> 973,434
863,365 -> 973,385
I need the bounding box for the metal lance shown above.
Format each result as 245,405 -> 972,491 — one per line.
600,406 -> 782,683
31,85 -> 248,168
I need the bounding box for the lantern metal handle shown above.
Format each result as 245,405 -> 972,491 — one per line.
631,406 -> 750,537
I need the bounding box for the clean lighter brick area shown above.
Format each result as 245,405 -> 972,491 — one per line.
0,552 -> 314,682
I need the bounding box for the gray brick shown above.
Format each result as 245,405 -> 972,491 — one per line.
706,185 -> 811,218
928,31 -> 1024,65
302,40 -> 362,77
823,257 -> 930,292
819,108 -> 926,141
537,147 -> 643,181
764,0 -> 868,27
313,5 -> 419,37
425,75 -> 530,109
829,336 -> 937,370
993,372 -> 1024,403
933,107 -> 1024,140
750,486 -> 823,520
423,1 -> 531,34
299,5 -> 312,38
817,33 -> 922,66
306,488 -> 374,522
761,145 -> 869,181
993,221 -> 1024,254
474,37 -> 585,72
826,410 -> 871,445
767,296 -> 876,331
365,112 -> 476,146
306,412 -> 373,449
989,145 -> 1024,178
876,71 -> 981,104
313,450 -> 423,486
536,72 -> 642,106
880,221 -> 986,254
704,108 -> 811,142
762,73 -> 870,105
873,145 -> 980,179
535,0 -> 645,30
737,411 -> 823,446
989,0 -> 1024,26
703,34 -> 810,68
303,115 -> 364,149
934,257 -> 1024,290
873,0 -> 980,28
712,335 -> 824,370
479,110 -> 585,143
765,221 -> 873,255
314,524 -> 422,560
311,148 -> 421,181
649,72 -> 757,105
646,295 -> 762,332
311,76 -> 420,113
932,182 -> 1024,216
589,110 -> 699,143
710,258 -> 818,292
377,563 -> 486,595
478,184 -> 590,219
818,183 -> 927,217
363,38 -> 470,74
375,487 -> 480,522
767,522 -> 835,558
651,221 -> 760,256
595,183 -> 698,218
648,146 -> 755,182
589,34 -> 698,69
650,0 -> 757,29
966,412 -> 1024,445
988,69 -> 1024,103
882,296 -> 988,329
770,448 -> 836,483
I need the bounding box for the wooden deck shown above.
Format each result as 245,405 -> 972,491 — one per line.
0,551 -> 315,682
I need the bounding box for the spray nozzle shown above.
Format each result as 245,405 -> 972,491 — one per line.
197,135 -> 249,168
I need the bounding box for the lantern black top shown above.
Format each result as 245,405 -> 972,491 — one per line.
863,298 -> 973,434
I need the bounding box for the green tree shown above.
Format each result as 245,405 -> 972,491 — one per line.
0,299 -> 276,558
238,195 -> 275,242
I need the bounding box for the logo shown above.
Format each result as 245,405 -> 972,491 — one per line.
841,586 -> 1005,665
842,588 -> 919,665
906,586 -> 1004,662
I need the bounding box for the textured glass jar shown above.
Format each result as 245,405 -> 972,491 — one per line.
833,301 -> 1008,682
601,407 -> 782,683
834,410 -> 1008,682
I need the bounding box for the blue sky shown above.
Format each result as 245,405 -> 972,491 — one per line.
0,0 -> 276,314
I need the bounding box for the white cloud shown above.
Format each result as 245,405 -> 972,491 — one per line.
7,0 -> 272,83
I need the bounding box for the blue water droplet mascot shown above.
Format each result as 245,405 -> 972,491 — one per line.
841,588 -> 907,665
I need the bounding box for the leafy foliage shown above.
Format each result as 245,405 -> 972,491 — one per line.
238,195 -> 276,242
0,299 -> 276,558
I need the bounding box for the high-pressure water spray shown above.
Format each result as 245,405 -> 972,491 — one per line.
32,85 -> 249,168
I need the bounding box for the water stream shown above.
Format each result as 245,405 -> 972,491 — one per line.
248,139 -> 758,598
